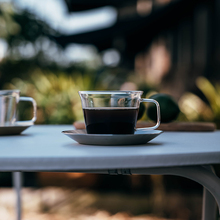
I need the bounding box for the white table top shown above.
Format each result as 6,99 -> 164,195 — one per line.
0,125 -> 220,172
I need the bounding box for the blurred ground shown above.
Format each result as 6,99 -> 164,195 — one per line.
0,187 -> 202,220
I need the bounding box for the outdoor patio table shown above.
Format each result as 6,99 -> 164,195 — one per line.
0,125 -> 220,220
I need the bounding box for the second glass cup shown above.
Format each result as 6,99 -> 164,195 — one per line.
79,91 -> 160,134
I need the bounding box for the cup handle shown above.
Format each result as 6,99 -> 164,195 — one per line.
16,97 -> 37,125
136,98 -> 160,131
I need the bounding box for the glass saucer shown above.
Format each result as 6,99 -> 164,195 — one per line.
62,129 -> 163,146
0,123 -> 33,135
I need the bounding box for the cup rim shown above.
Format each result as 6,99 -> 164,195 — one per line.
79,90 -> 143,95
0,90 -> 20,95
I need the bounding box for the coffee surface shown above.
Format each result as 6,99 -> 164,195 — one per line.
83,107 -> 139,134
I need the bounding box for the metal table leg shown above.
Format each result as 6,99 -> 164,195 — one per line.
13,172 -> 22,220
202,188 -> 217,220
202,166 -> 217,220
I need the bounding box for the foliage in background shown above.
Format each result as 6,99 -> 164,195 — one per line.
4,67 -> 133,124
179,76 -> 220,128
5,70 -> 98,124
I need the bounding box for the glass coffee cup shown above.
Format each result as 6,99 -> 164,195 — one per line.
79,91 -> 160,134
0,90 -> 37,126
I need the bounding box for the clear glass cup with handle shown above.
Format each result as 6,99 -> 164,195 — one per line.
79,90 -> 160,134
0,90 -> 37,126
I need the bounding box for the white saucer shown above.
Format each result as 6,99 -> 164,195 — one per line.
62,129 -> 163,146
0,123 -> 33,135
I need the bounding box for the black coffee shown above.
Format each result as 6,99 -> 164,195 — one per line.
83,107 -> 139,134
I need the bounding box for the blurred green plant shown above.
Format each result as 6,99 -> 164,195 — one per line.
178,76 -> 220,128
4,67 -> 134,124
5,70 -> 101,124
